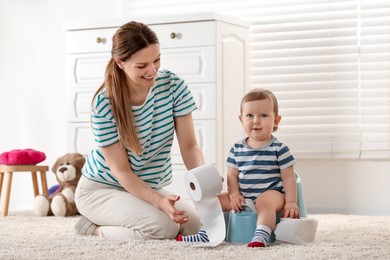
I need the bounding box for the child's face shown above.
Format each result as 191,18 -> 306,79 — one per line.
239,98 -> 281,144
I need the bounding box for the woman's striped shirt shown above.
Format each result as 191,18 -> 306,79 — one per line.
82,69 -> 197,189
226,136 -> 296,200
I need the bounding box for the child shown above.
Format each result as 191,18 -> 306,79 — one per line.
176,88 -> 299,247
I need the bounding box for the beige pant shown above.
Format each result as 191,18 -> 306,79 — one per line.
75,175 -> 201,239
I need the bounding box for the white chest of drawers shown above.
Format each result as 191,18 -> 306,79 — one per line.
64,13 -> 249,195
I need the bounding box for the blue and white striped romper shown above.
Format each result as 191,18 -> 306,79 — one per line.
226,136 -> 296,201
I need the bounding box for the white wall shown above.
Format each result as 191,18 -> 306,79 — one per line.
296,159 -> 390,215
0,0 -> 123,210
0,1 -> 389,215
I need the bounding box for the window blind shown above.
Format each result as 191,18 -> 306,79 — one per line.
359,0 -> 390,159
123,0 -> 390,159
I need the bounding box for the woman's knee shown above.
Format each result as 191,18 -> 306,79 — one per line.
180,211 -> 201,235
153,216 -> 180,239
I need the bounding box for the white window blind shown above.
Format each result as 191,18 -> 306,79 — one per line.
359,1 -> 390,159
123,0 -> 390,159
249,1 -> 360,159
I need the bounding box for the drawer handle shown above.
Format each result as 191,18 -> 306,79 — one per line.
170,32 -> 182,39
96,37 -> 107,44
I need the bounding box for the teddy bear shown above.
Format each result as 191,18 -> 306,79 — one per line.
33,153 -> 85,217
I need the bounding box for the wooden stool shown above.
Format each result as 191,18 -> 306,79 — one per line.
0,165 -> 49,217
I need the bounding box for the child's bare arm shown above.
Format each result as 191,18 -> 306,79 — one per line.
280,165 -> 300,218
227,167 -> 245,212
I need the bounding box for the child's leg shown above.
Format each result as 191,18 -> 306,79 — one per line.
248,190 -> 284,247
217,191 -> 232,211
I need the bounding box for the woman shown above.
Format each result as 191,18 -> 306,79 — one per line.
74,21 -> 204,239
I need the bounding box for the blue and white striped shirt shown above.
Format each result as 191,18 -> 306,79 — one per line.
82,69 -> 197,189
226,136 -> 296,200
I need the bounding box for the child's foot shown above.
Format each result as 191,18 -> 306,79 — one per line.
247,241 -> 265,247
247,224 -> 271,247
176,229 -> 209,243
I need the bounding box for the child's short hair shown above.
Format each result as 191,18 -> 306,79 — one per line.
240,88 -> 279,131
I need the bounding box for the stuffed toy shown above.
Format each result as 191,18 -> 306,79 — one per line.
33,153 -> 85,217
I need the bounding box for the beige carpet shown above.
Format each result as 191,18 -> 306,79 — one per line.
1,212 -> 389,259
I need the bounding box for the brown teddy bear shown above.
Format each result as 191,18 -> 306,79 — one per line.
33,153 -> 85,217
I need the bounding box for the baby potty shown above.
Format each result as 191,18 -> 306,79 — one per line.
224,210 -> 258,243
224,172 -> 308,244
224,201 -> 280,244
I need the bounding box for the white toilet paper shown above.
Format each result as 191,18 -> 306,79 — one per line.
184,164 -> 226,247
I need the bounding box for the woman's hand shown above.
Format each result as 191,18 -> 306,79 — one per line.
158,195 -> 189,224
283,202 -> 300,218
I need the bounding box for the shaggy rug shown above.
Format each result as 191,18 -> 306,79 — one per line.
0,212 -> 389,259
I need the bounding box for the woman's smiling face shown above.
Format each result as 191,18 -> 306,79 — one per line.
116,43 -> 161,89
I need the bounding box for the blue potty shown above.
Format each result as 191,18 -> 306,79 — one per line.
224,172 -> 307,244
225,211 -> 257,243
224,210 -> 279,244
296,173 -> 307,218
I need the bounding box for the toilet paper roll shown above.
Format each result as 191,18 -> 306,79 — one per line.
184,164 -> 225,247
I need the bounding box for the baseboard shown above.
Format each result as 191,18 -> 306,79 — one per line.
307,207 -> 390,216
5,203 -> 33,212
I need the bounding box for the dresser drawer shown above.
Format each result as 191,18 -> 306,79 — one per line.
161,46 -> 215,83
66,53 -> 109,86
67,123 -> 95,156
66,46 -> 215,87
171,120 -> 216,165
67,88 -> 94,122
66,21 -> 216,54
150,21 -> 215,48
66,28 -> 116,54
189,83 -> 216,120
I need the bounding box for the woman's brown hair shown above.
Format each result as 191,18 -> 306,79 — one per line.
93,21 -> 159,154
